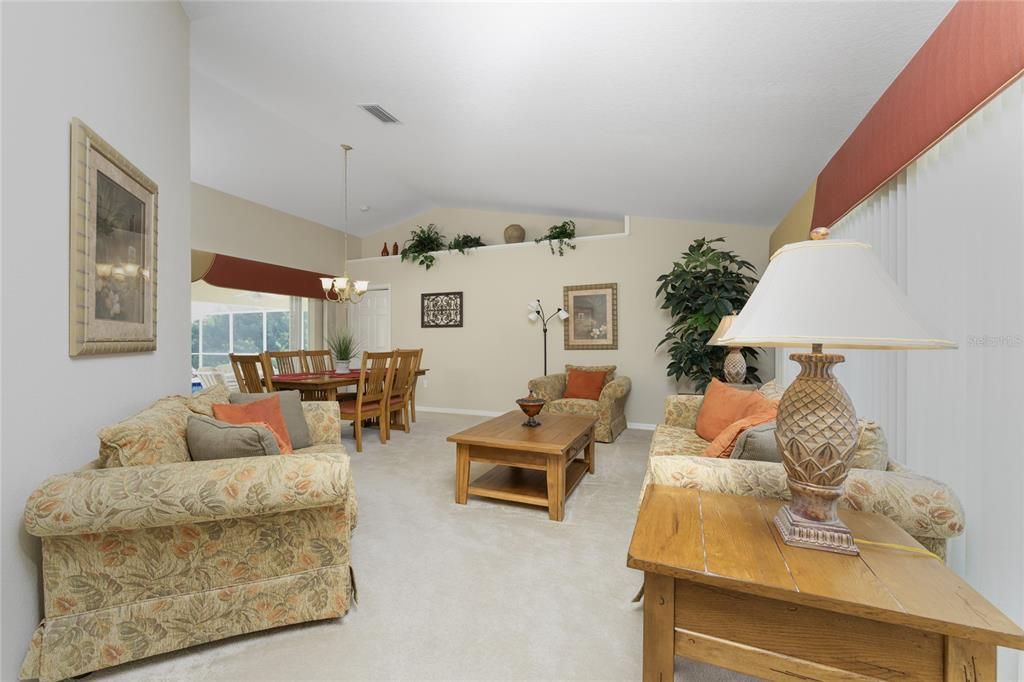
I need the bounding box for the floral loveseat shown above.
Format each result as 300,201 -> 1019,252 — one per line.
642,386 -> 965,559
528,364 -> 631,443
20,386 -> 358,682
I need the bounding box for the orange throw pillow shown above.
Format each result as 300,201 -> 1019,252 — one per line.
695,379 -> 775,442
564,368 -> 608,401
213,394 -> 293,453
704,409 -> 778,458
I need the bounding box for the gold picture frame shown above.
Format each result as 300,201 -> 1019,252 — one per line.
563,282 -> 618,350
69,118 -> 158,356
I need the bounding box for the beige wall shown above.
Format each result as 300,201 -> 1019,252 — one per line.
769,180 -> 816,254
358,207 -> 623,259
192,182 -> 350,274
347,211 -> 773,425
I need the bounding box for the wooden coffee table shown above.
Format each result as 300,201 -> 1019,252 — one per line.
628,485 -> 1024,681
447,411 -> 596,521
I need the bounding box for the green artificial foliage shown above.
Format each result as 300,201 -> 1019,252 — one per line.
535,220 -> 577,256
400,224 -> 447,270
448,233 -> 486,254
655,237 -> 761,392
326,331 -> 360,362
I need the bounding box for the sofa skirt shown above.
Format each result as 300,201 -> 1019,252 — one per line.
20,563 -> 354,681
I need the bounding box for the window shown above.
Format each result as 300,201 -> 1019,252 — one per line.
190,282 -> 313,370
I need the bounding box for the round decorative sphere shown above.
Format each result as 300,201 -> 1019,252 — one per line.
504,224 -> 526,244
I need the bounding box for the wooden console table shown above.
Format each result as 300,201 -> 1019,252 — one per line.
628,486 -> 1024,681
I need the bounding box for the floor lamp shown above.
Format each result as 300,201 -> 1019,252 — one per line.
527,299 -> 569,376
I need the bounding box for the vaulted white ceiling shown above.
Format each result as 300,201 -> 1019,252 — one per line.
186,1 -> 953,235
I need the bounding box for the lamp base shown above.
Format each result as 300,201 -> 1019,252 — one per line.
774,350 -> 860,555
774,502 -> 859,555
723,347 -> 746,384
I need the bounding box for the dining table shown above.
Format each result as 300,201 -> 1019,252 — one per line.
270,368 -> 429,412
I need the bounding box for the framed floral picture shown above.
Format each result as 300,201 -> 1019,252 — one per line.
69,118 -> 158,356
421,291 -> 463,328
563,282 -> 618,350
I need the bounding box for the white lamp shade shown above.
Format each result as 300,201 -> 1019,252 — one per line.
320,277 -> 335,292
527,301 -> 540,312
557,308 -> 570,320
527,312 -> 540,322
708,314 -> 736,346
720,240 -> 956,350
354,280 -> 369,293
334,277 -> 349,290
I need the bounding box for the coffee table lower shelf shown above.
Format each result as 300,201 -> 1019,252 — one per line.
468,460 -> 589,509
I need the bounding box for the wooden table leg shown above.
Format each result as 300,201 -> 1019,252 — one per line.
643,573 -> 675,682
455,444 -> 470,504
585,429 -> 595,474
546,454 -> 565,521
944,637 -> 996,681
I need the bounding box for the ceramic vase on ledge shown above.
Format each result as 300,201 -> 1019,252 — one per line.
335,360 -> 350,373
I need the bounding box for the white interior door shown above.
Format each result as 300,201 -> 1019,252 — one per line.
348,288 -> 391,353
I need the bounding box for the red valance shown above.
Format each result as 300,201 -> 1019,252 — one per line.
194,251 -> 332,300
812,1 -> 1024,229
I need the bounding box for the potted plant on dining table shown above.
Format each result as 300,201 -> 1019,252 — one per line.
327,332 -> 360,374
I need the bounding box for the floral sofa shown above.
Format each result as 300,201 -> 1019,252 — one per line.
20,385 -> 358,682
642,386 -> 965,559
528,364 -> 631,443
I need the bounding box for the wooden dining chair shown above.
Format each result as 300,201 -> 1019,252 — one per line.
263,350 -> 327,399
388,349 -> 421,434
229,354 -> 268,393
339,350 -> 396,452
397,348 -> 424,423
264,350 -> 306,376
304,349 -> 334,373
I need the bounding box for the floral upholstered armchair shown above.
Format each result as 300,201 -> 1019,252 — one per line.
20,386 -> 358,682
528,364 -> 631,443
641,389 -> 965,559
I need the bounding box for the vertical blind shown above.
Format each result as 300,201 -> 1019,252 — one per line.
779,78 -> 1024,678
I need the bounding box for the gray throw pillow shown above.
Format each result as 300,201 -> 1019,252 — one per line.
228,391 -> 312,449
187,415 -> 280,461
731,421 -> 781,463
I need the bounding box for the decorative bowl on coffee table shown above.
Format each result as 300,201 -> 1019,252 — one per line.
516,394 -> 546,428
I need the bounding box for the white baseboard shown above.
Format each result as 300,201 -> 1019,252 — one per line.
418,406 -> 657,432
416,406 -> 504,418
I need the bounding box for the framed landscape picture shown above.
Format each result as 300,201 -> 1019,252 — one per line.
563,283 -> 618,350
69,118 -> 158,356
421,291 -> 463,328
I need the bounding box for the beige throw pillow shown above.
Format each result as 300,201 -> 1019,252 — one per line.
187,415 -> 280,461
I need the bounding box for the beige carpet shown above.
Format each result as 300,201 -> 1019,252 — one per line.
93,413 -> 755,681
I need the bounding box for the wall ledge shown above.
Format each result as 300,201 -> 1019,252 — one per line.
351,216 -> 631,263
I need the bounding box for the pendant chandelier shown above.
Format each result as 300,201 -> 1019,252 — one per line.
321,143 -> 369,303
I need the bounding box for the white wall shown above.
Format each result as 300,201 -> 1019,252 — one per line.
348,212 -> 773,426
0,2 -> 191,678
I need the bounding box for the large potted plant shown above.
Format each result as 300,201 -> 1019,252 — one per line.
327,332 -> 360,373
655,237 -> 760,392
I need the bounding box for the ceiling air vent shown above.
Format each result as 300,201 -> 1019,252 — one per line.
359,104 -> 401,124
